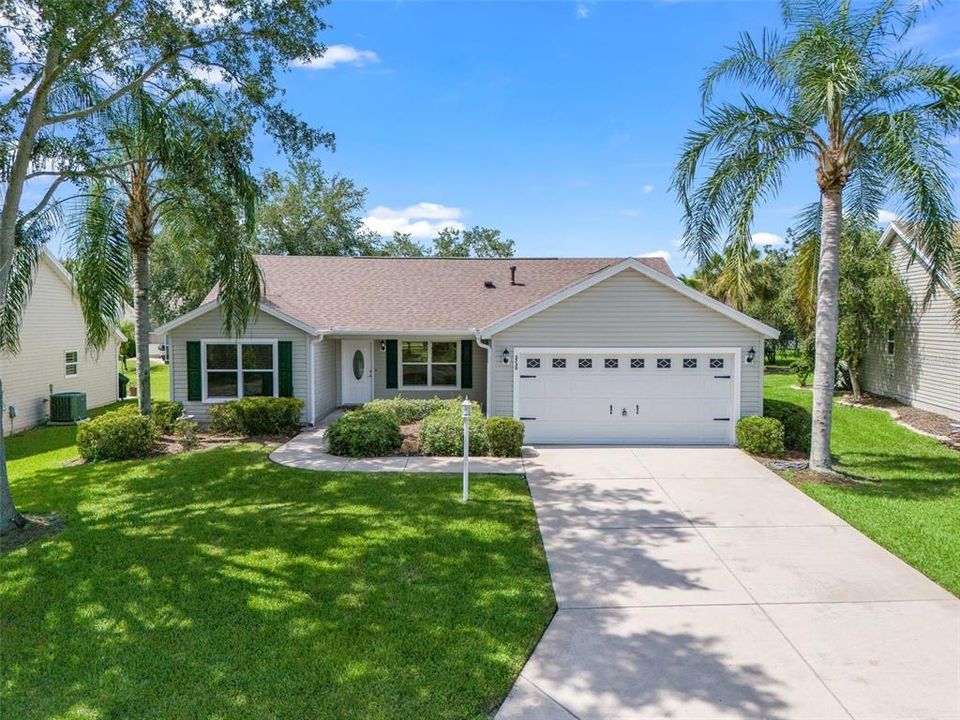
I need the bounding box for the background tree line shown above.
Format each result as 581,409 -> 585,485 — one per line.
149,158 -> 515,327
681,220 -> 911,402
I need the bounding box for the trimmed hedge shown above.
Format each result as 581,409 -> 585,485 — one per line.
77,408 -> 156,461
485,417 -> 525,457
736,416 -> 785,457
327,408 -> 402,457
152,400 -> 184,434
764,399 -> 812,452
209,397 -> 304,436
363,397 -> 463,424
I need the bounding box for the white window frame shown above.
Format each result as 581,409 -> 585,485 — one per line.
886,328 -> 896,357
65,349 -> 79,378
399,339 -> 460,389
200,339 -> 279,403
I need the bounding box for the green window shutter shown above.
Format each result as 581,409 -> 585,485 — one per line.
186,341 -> 202,401
278,341 -> 294,397
385,340 -> 398,389
460,339 -> 473,389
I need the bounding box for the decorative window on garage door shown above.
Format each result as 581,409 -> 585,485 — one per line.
578,358 -> 592,369
526,358 -> 541,369
552,358 -> 566,368
710,358 -> 724,369
683,358 -> 697,369
630,358 -> 644,369
656,358 -> 671,369
604,358 -> 619,369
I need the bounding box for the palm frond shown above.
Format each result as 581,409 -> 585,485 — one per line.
67,181 -> 131,351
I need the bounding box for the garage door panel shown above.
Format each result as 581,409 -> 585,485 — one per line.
517,350 -> 737,445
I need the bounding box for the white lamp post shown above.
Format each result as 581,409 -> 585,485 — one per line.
461,398 -> 471,503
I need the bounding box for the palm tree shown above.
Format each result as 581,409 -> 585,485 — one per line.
672,0 -> 959,472
67,89 -> 262,414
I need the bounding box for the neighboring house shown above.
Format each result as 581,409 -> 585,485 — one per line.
155,255 -> 779,445
0,248 -> 121,436
862,222 -> 960,420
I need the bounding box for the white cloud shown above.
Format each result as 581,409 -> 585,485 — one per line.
294,45 -> 380,70
639,250 -> 671,261
362,202 -> 465,238
621,208 -> 640,217
575,2 -> 590,19
877,209 -> 898,224
641,184 -> 654,194
751,232 -> 784,246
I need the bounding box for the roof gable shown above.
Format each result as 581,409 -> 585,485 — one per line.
884,222 -> 960,299
480,258 -> 779,338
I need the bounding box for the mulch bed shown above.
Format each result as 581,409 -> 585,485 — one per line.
399,422 -> 421,455
839,393 -> 960,449
2,513 -> 67,551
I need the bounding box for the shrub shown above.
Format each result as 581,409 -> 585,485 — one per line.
764,399 -> 812,453
152,400 -> 184,434
77,408 -> 156,461
736,416 -> 785,457
485,417 -> 525,457
175,417 -> 200,451
363,396 -> 462,424
209,397 -> 304,436
326,408 -> 402,457
790,357 -> 813,386
419,407 -> 487,456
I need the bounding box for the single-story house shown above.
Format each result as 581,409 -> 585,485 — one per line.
0,248 -> 122,436
862,222 -> 960,420
155,255 -> 779,445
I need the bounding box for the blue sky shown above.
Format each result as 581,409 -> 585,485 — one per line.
42,1 -> 960,274
259,0 -> 960,275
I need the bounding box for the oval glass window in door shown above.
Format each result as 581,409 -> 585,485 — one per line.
352,349 -> 364,380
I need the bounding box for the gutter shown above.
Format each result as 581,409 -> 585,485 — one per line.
307,334 -> 325,426
473,331 -> 493,413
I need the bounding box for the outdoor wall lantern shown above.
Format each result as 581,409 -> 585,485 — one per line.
746,347 -> 756,364
501,348 -> 511,365
380,340 -> 386,352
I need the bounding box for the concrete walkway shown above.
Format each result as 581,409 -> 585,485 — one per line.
497,446 -> 960,720
269,411 -> 525,474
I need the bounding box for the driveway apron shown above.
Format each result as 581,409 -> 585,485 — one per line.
497,446 -> 960,720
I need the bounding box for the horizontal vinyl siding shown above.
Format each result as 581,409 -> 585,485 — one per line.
1,258 -> 119,436
488,269 -> 766,420
862,240 -> 960,419
314,338 -> 339,422
169,306 -> 310,425
367,337 -> 487,405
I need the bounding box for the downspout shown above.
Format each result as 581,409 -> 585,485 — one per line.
308,334 -> 325,426
473,331 -> 492,414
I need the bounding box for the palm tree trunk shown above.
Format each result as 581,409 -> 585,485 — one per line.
125,164 -> 155,416
810,187 -> 843,471
132,243 -> 152,415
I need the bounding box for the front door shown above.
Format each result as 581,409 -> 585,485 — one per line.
341,340 -> 373,405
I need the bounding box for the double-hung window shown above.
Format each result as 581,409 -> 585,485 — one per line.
203,341 -> 277,400
401,340 -> 458,388
65,350 -> 79,377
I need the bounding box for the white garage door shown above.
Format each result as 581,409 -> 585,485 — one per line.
516,350 -> 738,445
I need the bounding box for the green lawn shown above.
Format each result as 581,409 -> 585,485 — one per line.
118,359 -> 170,401
1,425 -> 554,719
765,373 -> 960,595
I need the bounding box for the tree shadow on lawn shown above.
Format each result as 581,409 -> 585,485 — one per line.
1,446 -> 555,720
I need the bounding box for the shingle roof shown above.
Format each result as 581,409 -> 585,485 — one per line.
207,255 -> 675,333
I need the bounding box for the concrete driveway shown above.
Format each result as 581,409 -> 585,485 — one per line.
497,446 -> 960,720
